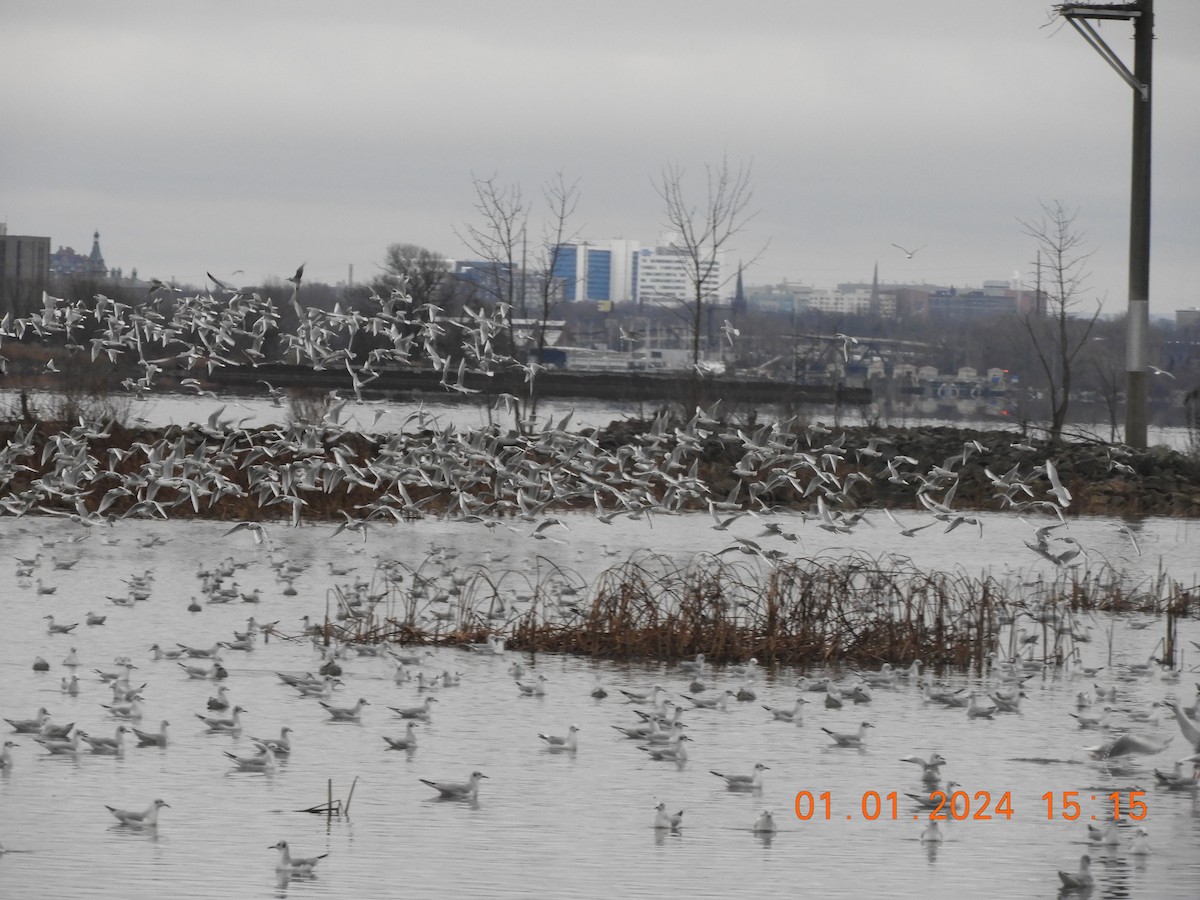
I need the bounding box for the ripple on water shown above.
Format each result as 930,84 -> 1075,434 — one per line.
0,516 -> 1198,899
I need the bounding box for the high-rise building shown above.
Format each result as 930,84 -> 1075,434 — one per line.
0,226 -> 51,317
634,237 -> 724,308
551,239 -> 640,304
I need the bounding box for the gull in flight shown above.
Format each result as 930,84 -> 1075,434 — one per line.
1086,732 -> 1171,761
891,243 -> 924,259
901,752 -> 947,784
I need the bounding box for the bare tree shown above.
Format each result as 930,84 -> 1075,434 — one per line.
455,174 -> 528,318
653,157 -> 760,369
523,172 -> 580,423
372,243 -> 449,308
1019,201 -> 1102,441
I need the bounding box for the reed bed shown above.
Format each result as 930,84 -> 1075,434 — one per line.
319,551 -> 1192,671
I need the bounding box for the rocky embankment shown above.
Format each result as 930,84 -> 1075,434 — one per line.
593,420 -> 1200,518
2,416 -> 1199,524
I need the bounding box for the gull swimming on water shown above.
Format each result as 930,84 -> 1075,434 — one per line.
43,615 -> 77,634
1,740 -> 17,768
653,802 -> 684,831
639,735 -> 691,762
966,692 -> 997,719
320,698 -> 369,722
34,731 -> 83,755
80,725 -> 129,754
710,762 -> 768,791
383,722 -> 418,751
224,741 -> 278,773
106,799 -> 169,829
619,685 -> 665,704
420,771 -> 487,800
1152,757 -> 1199,789
389,697 -> 437,721
1086,821 -> 1121,844
920,819 -> 945,843
685,690 -> 734,711
178,659 -> 224,680
763,698 -> 807,723
1057,854 -> 1093,889
516,675 -> 548,697
249,726 -> 292,755
753,810 -> 777,834
5,708 -> 51,733
1129,826 -> 1151,854
132,720 -> 169,748
270,840 -> 327,875
906,782 -> 960,809
822,721 -> 874,747
196,705 -> 246,734
538,724 -> 579,752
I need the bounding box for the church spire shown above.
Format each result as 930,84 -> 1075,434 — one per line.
731,262 -> 746,316
88,230 -> 106,275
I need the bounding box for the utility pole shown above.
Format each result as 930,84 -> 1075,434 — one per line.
1056,2 -> 1153,448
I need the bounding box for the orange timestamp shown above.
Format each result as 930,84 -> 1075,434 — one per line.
793,790 -> 1149,822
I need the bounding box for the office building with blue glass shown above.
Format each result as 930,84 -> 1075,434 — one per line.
551,239 -> 640,304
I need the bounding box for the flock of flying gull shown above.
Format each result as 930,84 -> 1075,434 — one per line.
0,274 -> 1152,570
1,277 -> 1196,891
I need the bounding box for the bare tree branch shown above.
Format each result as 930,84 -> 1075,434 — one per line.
653,156 -> 762,368
1019,200 -> 1102,440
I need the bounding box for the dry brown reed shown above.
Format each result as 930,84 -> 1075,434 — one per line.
322,551 -> 1190,671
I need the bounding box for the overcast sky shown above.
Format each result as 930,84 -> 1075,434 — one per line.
4,2 -> 1197,314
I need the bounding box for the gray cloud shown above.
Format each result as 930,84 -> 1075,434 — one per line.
4,1 -> 1196,313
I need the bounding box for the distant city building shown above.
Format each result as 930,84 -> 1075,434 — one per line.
1177,308 -> 1200,329
745,277 -> 1033,320
805,284 -> 896,317
746,281 -> 812,315
551,239 -> 640,304
0,225 -> 51,316
50,230 -> 108,277
634,236 -> 724,308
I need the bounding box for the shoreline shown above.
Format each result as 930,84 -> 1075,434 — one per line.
2,414 -> 1199,524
